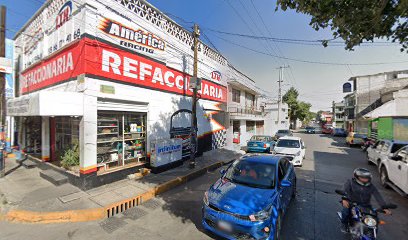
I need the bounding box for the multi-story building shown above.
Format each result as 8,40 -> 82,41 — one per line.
7,0 -> 283,188
344,70 -> 408,133
225,68 -> 289,148
332,101 -> 345,128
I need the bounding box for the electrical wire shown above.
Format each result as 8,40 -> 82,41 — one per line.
211,34 -> 408,66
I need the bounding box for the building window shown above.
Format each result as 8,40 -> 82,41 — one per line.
245,92 -> 255,108
246,121 -> 255,134
232,88 -> 240,103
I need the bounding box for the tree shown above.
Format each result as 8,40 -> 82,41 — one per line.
282,87 -> 312,127
276,0 -> 408,52
282,87 -> 299,122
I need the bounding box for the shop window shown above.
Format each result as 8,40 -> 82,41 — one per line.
54,117 -> 80,161
232,88 -> 240,103
246,121 -> 255,134
97,111 -> 147,173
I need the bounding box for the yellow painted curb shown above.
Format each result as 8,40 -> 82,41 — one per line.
0,159 -> 232,224
4,208 -> 105,224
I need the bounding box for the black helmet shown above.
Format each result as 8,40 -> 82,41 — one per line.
353,168 -> 372,186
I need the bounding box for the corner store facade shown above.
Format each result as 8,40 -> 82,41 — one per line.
9,0 -> 270,187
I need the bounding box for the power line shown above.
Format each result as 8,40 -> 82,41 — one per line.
204,27 -> 398,46
211,34 -> 408,66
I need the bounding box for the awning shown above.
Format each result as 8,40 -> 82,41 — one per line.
7,92 -> 84,116
364,98 -> 408,119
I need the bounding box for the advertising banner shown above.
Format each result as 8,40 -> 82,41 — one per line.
5,39 -> 14,98
21,0 -> 84,70
150,138 -> 183,167
20,37 -> 227,103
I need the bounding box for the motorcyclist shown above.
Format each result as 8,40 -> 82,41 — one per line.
340,168 -> 391,232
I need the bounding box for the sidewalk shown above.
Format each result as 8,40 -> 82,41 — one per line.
0,148 -> 242,223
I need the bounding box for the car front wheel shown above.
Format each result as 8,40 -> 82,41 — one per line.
380,167 -> 390,189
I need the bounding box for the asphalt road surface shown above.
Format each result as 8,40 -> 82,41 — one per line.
1,132 -> 407,240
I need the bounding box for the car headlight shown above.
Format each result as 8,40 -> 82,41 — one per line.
295,151 -> 301,156
203,191 -> 209,206
249,208 -> 271,222
363,216 -> 377,227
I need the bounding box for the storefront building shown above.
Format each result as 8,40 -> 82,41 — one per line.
8,0 -> 262,188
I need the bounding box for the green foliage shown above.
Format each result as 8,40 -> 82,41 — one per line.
61,144 -> 80,169
276,0 -> 408,52
282,87 -> 312,123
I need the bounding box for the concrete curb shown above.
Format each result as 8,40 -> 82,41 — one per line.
0,157 -> 237,224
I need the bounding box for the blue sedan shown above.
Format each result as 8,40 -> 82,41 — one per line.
202,155 -> 296,240
246,135 -> 276,153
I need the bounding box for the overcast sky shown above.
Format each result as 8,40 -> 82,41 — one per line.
4,0 -> 408,111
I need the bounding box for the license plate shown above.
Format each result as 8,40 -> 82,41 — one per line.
218,221 -> 232,232
252,144 -> 258,147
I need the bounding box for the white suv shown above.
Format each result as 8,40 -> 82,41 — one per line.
379,145 -> 408,195
367,140 -> 408,168
273,136 -> 306,167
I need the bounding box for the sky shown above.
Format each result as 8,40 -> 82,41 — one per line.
3,0 -> 408,112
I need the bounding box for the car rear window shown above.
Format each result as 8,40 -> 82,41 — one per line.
276,139 -> 300,148
391,143 -> 408,153
277,130 -> 289,133
354,134 -> 366,139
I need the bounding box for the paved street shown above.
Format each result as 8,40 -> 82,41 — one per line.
1,132 -> 408,240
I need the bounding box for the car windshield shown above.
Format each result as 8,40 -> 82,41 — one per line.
276,139 -> 300,148
391,143 -> 408,153
251,136 -> 269,142
277,130 -> 289,133
306,127 -> 314,130
224,160 -> 276,189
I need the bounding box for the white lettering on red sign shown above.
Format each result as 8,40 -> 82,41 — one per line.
21,52 -> 74,89
101,49 -> 224,101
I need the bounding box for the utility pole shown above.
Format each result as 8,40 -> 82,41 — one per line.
0,5 -> 6,177
189,24 -> 200,169
277,65 -> 288,126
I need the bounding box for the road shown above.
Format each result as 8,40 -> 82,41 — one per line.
1,132 -> 407,239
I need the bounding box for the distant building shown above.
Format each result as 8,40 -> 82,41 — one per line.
344,70 -> 408,133
332,101 -> 345,129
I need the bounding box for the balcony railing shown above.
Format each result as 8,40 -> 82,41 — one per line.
228,106 -> 263,116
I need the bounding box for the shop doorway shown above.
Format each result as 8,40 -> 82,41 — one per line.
232,120 -> 240,144
23,117 -> 42,156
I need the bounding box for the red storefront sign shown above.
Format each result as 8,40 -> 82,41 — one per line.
20,38 -> 227,103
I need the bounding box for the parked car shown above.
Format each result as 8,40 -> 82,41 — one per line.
379,145 -> 408,195
367,140 -> 408,167
274,129 -> 293,140
321,124 -> 333,134
246,135 -> 276,153
273,136 -> 305,166
305,126 -> 316,134
345,132 -> 366,147
202,155 -> 296,240
331,128 -> 347,137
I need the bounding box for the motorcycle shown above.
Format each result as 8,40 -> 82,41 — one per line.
335,189 -> 397,240
362,139 -> 375,152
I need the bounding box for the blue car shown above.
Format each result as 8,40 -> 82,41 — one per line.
246,135 -> 276,153
202,155 -> 296,240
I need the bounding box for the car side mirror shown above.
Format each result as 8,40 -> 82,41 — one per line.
280,180 -> 292,188
220,169 -> 226,175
